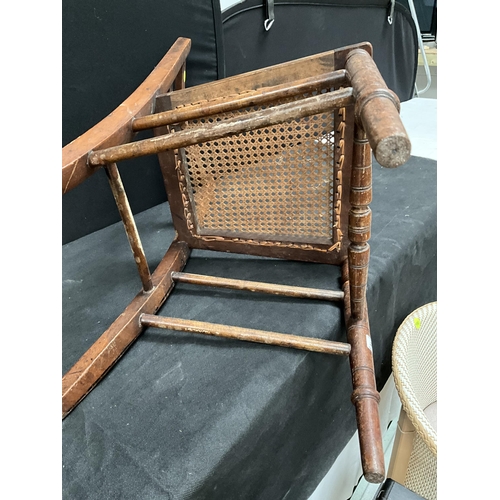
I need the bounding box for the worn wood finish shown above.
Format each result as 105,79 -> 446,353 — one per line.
345,48 -> 410,168
140,315 -> 351,356
133,70 -> 348,131
104,163 -> 153,291
349,127 -> 372,320
178,237 -> 347,265
62,40 -> 190,415
348,245 -> 370,320
342,258 -> 351,321
88,89 -> 355,166
171,271 -> 344,301
151,55 -> 199,246
156,145 -> 197,244
343,260 -> 384,483
62,37 -> 191,193
347,319 -> 385,483
166,42 -> 369,108
62,241 -> 190,418
62,40 -> 413,483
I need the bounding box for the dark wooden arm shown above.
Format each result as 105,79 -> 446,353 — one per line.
345,48 -> 411,168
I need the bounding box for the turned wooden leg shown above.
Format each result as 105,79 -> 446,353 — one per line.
346,123 -> 384,483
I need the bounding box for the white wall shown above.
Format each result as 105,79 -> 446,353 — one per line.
220,0 -> 242,12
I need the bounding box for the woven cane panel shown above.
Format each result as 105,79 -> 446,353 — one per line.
179,97 -> 340,245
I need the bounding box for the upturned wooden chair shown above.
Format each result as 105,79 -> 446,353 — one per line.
62,37 -> 411,483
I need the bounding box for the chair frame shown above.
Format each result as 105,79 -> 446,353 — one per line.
62,37 -> 411,484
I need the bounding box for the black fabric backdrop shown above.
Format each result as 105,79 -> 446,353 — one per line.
62,155 -> 437,500
62,0 -> 224,244
222,0 -> 418,103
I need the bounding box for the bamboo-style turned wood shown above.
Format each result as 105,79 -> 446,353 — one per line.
171,272 -> 344,301
345,122 -> 384,482
348,125 -> 372,320
345,48 -> 410,168
132,70 -> 348,131
140,315 -> 351,356
341,259 -> 351,322
347,319 -> 385,483
88,88 -> 354,165
104,163 -> 153,292
342,256 -> 384,483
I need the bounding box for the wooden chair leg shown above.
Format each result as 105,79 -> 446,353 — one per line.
104,162 -> 153,292
62,241 -> 190,419
345,123 -> 385,483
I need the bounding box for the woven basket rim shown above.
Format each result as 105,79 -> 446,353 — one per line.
392,301 -> 437,455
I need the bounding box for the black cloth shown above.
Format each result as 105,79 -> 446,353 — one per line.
62,0 -> 224,244
62,155 -> 437,500
222,0 -> 418,103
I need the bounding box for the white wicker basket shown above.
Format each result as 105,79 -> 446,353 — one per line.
392,301 -> 437,499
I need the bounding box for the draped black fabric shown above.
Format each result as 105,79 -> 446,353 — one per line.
62,155 -> 437,500
62,0 -> 224,244
222,0 -> 418,103
62,1 -> 419,245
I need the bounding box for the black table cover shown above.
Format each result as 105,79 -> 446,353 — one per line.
62,155 -> 437,500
